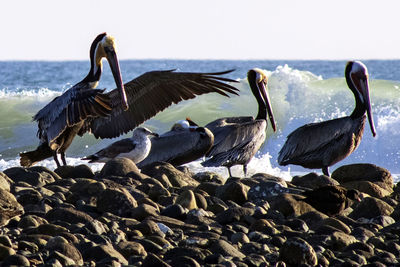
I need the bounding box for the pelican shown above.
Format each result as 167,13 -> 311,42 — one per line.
278,61 -> 376,177
82,127 -> 158,163
137,119 -> 214,168
21,32 -> 127,167
20,34 -> 239,167
201,68 -> 276,177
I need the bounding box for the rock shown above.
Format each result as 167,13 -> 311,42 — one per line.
116,241 -> 147,258
342,181 -> 392,198
0,188 -> 24,226
291,172 -> 339,189
142,253 -> 171,267
298,211 -> 329,230
169,256 -> 201,267
49,250 -> 77,266
100,158 -> 140,177
96,188 -> 138,217
0,244 -> 15,260
270,193 -> 316,217
160,204 -> 187,220
231,232 -> 250,244
248,181 -> 290,200
175,190 -> 197,210
131,203 -> 159,221
332,164 -> 394,190
329,231 -> 357,250
216,181 -> 249,205
193,171 -> 225,184
0,172 -> 12,191
83,244 -> 128,265
208,239 -> 246,259
54,164 -> 94,179
320,217 -> 351,234
215,207 -> 254,224
350,197 -> 394,219
2,254 -> 30,266
141,162 -> 199,188
196,182 -> 220,196
46,207 -> 94,224
4,167 -> 55,187
279,237 -> 318,266
0,235 -> 12,247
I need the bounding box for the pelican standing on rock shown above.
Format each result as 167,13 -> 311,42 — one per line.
278,61 -> 376,176
20,34 -> 239,168
202,68 -> 276,177
82,127 -> 158,163
20,32 -> 128,167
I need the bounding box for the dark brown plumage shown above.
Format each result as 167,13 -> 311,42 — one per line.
301,185 -> 362,216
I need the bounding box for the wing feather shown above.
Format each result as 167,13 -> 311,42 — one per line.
89,70 -> 239,139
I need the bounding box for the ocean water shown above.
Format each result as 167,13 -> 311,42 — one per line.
0,60 -> 399,181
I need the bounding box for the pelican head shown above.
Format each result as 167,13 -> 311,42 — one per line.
346,61 -> 376,137
91,33 -> 129,111
248,68 -> 276,132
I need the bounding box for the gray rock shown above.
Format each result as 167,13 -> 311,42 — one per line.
96,188 -> 138,216
270,193 -> 316,217
142,253 -> 171,267
291,172 -> 339,189
175,190 -> 197,210
54,164 -> 94,179
342,181 -> 392,197
0,188 -> 24,226
0,244 -> 15,261
216,181 -> 249,205
0,172 -> 12,191
329,231 -> 357,250
4,167 -> 56,187
46,207 -> 94,224
215,207 -> 254,224
350,197 -> 394,219
279,237 -> 318,266
248,181 -> 290,200
83,244 -> 128,265
209,239 -> 246,259
100,158 -> 140,177
131,203 -> 159,221
2,254 -> 30,266
117,241 -> 147,258
231,232 -> 250,244
193,171 -> 225,184
0,235 -> 12,247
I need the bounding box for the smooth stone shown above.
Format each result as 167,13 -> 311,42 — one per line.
164,246 -> 209,263
142,253 -> 171,267
141,162 -> 199,188
100,158 -> 140,177
321,217 -> 351,234
329,231 -> 357,250
0,235 -> 12,247
342,181 -> 392,198
131,203 -> 159,221
116,241 -> 147,258
2,254 -> 30,266
0,172 -> 12,191
175,190 -> 197,210
0,244 -> 16,260
215,207 -> 254,224
147,183 -> 171,201
54,164 -> 94,179
194,192 -> 207,210
46,207 -> 94,224
279,237 -> 318,266
349,197 -> 394,219
270,193 -> 316,217
4,167 -> 55,187
160,204 -> 187,220
83,244 -> 128,265
14,188 -> 43,206
332,164 -> 394,190
231,232 -> 250,244
49,250 -> 77,266
209,239 -> 246,259
18,241 -> 39,253
0,189 -> 24,226
216,181 -> 249,205
196,182 -> 220,196
169,256 -> 201,267
248,180 -> 290,200
193,171 -> 225,184
291,172 -> 339,189
27,223 -> 68,236
96,188 -> 138,217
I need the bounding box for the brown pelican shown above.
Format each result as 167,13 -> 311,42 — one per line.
21,32 -> 127,167
137,119 -> 214,168
298,185 -> 362,216
20,34 -> 239,167
201,68 -> 276,177
278,61 -> 376,176
82,127 -> 158,163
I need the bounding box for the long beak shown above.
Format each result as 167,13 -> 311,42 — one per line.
258,81 -> 277,132
361,78 -> 376,137
105,49 -> 129,111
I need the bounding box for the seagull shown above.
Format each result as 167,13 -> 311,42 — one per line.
82,127 -> 158,164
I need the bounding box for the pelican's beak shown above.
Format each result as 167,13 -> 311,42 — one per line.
258,80 -> 277,132
360,76 -> 376,137
105,48 -> 129,111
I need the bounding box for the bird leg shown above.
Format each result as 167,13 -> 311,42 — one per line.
61,152 -> 67,166
227,167 -> 233,177
322,166 -> 330,177
243,164 -> 248,178
53,152 -> 61,168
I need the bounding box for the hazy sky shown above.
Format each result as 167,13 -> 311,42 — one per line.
1,0 -> 399,60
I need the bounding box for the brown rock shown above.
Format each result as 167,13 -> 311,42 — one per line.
96,188 -> 138,216
216,181 -> 249,205
350,197 -> 394,219
279,237 -> 317,266
175,190 -> 197,210
270,193 -> 316,217
342,181 -> 392,198
0,172 -> 12,191
291,172 -> 339,189
100,158 -> 139,177
0,188 -> 24,226
54,164 -> 94,179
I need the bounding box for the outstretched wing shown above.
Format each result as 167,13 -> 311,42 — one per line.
88,70 -> 239,139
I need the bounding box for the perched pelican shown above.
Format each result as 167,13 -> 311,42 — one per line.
278,61 -> 376,176
137,119 -> 214,168
202,68 -> 276,177
82,127 -> 158,163
21,32 -> 127,167
20,34 -> 239,168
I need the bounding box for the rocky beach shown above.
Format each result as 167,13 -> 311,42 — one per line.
0,159 -> 398,266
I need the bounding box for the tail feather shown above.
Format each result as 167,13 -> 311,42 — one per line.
201,153 -> 230,168
20,143 -> 54,167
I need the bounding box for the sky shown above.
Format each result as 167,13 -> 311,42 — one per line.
1,0 -> 400,60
